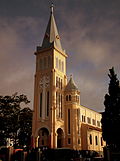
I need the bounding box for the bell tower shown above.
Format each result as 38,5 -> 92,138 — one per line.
64,76 -> 81,149
32,4 -> 67,148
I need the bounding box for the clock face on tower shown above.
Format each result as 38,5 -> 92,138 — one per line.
39,76 -> 50,89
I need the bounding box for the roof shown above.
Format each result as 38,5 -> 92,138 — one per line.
41,4 -> 63,51
80,105 -> 101,114
65,76 -> 78,91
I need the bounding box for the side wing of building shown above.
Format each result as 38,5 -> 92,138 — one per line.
80,105 -> 105,154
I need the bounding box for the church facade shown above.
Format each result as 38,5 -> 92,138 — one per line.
32,5 -> 105,153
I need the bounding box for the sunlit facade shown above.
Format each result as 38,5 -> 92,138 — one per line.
32,5 -> 105,154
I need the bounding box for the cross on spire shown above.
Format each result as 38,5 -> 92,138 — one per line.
70,74 -> 73,79
50,2 -> 54,13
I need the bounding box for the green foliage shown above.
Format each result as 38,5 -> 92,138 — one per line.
0,93 -> 33,148
101,67 -> 120,150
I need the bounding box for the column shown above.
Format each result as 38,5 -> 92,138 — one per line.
55,132 -> 58,148
35,136 -> 39,148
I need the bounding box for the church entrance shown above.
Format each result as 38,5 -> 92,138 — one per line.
38,128 -> 49,147
57,128 -> 64,148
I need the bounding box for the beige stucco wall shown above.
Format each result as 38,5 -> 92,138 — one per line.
32,46 -> 106,151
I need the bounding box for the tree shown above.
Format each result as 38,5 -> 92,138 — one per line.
18,107 -> 32,148
0,93 -> 32,148
101,67 -> 120,150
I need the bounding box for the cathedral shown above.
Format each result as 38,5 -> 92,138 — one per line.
32,5 -> 105,154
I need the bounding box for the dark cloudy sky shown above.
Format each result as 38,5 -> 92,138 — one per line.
0,0 -> 120,111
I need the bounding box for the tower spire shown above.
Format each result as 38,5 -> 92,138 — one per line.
65,75 -> 78,91
41,3 -> 63,51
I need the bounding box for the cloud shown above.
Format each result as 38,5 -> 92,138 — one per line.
58,5 -> 120,111
0,17 -> 40,108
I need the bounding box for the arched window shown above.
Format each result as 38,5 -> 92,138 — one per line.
69,95 -> 71,101
82,115 -> 84,122
56,76 -> 58,87
77,109 -> 80,134
90,134 -> 92,144
61,79 -> 62,89
59,93 -> 61,117
84,116 -> 86,122
68,109 -> 70,134
66,95 -> 68,101
56,92 -> 62,119
38,128 -> 49,147
87,117 -> 91,124
76,95 -> 79,102
97,121 -> 100,127
92,119 -> 96,125
59,77 -> 61,88
95,136 -> 98,145
56,92 -> 59,118
61,94 -> 62,118
78,139 -> 80,144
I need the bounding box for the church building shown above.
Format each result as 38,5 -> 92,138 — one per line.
32,5 -> 105,154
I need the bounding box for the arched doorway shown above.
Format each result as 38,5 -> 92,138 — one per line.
38,128 -> 49,147
57,128 -> 64,148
